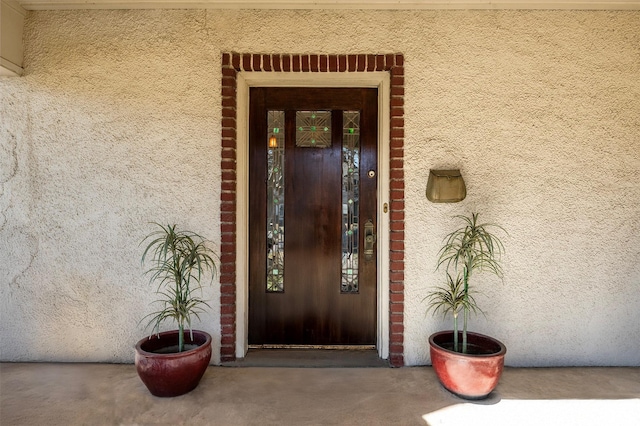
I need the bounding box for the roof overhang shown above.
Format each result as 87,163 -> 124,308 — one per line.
14,0 -> 640,11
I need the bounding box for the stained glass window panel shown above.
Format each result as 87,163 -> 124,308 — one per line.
296,111 -> 331,148
341,111 -> 360,293
267,111 -> 285,292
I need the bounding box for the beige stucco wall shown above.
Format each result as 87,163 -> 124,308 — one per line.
1,9 -> 638,366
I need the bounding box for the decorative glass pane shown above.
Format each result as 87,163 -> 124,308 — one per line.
267,111 -> 285,292
296,111 -> 331,148
342,111 -> 360,293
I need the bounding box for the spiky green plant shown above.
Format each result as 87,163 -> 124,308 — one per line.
425,273 -> 483,352
428,213 -> 506,353
141,223 -> 217,352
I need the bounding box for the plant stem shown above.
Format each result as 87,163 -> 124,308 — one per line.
462,309 -> 468,353
178,323 -> 184,352
453,313 -> 459,352
462,264 -> 470,354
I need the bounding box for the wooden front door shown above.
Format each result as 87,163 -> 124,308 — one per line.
249,87 -> 378,346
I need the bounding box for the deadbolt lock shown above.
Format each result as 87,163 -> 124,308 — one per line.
364,219 -> 376,261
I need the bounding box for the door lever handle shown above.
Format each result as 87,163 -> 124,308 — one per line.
364,219 -> 376,261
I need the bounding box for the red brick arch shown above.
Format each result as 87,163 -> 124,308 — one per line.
220,52 -> 405,366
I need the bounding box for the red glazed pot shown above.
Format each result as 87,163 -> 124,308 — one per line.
135,330 -> 212,397
429,330 -> 506,399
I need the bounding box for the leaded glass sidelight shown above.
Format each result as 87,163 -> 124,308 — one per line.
267,111 -> 285,292
342,111 -> 360,293
296,111 -> 331,148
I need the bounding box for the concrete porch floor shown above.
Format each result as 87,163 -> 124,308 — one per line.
1,363 -> 639,425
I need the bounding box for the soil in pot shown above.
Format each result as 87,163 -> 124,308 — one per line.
151,344 -> 200,354
435,341 -> 497,355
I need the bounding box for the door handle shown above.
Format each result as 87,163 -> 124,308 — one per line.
364,219 -> 376,261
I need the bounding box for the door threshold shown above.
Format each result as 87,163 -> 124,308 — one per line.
248,344 -> 376,350
224,348 -> 388,368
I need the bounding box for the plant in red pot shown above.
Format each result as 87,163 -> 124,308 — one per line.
136,223 -> 217,397
425,213 -> 507,399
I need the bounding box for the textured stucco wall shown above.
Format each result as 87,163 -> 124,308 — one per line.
1,9 -> 638,366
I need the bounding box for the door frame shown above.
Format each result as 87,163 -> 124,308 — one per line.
235,72 -> 391,359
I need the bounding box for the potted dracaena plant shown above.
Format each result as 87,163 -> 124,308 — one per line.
425,212 -> 507,399
134,223 -> 217,397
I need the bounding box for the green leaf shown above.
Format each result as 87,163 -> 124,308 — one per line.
428,213 -> 506,352
139,223 -> 218,351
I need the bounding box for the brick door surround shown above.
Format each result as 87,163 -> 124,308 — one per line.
220,52 -> 405,367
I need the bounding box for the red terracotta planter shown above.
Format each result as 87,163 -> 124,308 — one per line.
429,330 -> 506,399
135,330 -> 212,397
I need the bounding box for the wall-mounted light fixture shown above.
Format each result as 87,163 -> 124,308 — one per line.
426,169 -> 466,203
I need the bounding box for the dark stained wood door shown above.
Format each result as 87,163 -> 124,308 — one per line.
249,87 -> 378,345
